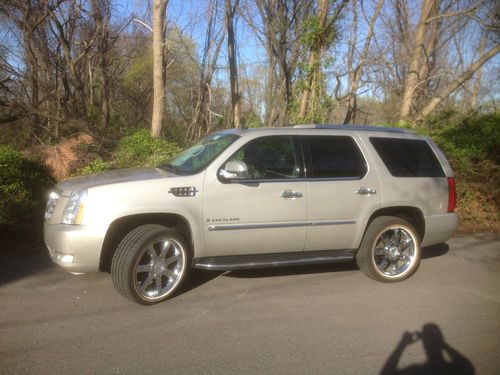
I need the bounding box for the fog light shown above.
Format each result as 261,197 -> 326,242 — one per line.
56,252 -> 74,263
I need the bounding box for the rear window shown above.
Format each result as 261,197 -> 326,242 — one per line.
304,136 -> 367,179
370,137 -> 445,177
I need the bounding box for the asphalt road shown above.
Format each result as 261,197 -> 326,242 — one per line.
1,235 -> 499,374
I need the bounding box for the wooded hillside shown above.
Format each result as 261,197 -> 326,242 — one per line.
0,0 -> 498,237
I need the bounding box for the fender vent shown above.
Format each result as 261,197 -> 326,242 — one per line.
169,187 -> 198,197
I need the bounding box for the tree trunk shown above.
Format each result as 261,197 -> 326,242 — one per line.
468,35 -> 486,111
298,0 -> 329,120
298,51 -> 316,119
92,0 -> 111,129
399,0 -> 436,120
151,0 -> 168,138
418,45 -> 500,119
226,0 -> 240,128
343,0 -> 384,125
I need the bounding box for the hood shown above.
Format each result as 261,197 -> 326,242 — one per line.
56,167 -> 176,196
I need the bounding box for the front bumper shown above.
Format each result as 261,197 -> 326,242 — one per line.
421,213 -> 459,247
44,223 -> 107,273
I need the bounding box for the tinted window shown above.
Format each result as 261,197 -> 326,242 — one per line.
370,137 -> 445,177
227,136 -> 299,179
305,136 -> 367,179
163,133 -> 239,175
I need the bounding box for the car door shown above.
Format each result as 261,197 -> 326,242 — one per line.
203,135 -> 308,257
302,134 -> 382,251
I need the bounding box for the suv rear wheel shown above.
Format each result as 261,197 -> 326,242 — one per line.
111,224 -> 190,304
356,216 -> 420,282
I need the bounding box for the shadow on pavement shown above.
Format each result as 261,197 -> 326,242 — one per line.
0,250 -> 55,287
225,261 -> 358,279
421,242 -> 449,259
225,242 -> 451,279
176,269 -> 224,295
380,323 -> 475,375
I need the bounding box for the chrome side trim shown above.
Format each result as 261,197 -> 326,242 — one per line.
310,220 -> 356,226
207,219 -> 356,231
208,221 -> 308,231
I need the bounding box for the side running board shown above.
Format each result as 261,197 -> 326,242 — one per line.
192,249 -> 356,271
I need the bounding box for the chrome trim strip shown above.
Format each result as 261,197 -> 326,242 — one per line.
208,221 -> 308,231
207,219 -> 356,231
310,220 -> 356,226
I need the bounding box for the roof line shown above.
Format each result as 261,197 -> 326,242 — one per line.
288,124 -> 414,134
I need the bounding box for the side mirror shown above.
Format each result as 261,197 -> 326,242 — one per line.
219,160 -> 249,181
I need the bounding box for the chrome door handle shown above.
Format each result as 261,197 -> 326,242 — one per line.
355,187 -> 377,195
279,190 -> 303,199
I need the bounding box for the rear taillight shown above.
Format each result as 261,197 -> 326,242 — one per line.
447,177 -> 456,213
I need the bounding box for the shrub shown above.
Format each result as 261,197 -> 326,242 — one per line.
73,158 -> 108,176
0,144 -> 53,233
422,112 -> 500,231
113,129 -> 182,168
427,112 -> 500,175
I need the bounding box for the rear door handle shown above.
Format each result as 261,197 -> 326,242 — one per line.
279,190 -> 303,199
355,187 -> 377,195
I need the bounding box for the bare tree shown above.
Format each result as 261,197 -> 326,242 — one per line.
342,0 -> 384,124
255,0 -> 314,126
399,0 -> 436,120
370,0 -> 498,121
467,33 -> 486,110
418,43 -> 500,119
226,0 -> 241,128
186,0 -> 225,141
298,0 -> 347,121
151,0 -> 168,138
91,0 -> 112,129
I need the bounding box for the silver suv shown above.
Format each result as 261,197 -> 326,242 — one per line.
44,125 -> 458,304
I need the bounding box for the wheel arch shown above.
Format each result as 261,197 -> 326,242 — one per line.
361,206 -> 425,245
99,213 -> 193,273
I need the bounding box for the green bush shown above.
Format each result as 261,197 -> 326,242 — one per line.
0,144 -> 53,232
113,129 -> 182,168
422,112 -> 500,230
74,158 -> 109,176
426,112 -> 500,175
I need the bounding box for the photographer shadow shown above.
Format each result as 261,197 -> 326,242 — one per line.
380,323 -> 474,375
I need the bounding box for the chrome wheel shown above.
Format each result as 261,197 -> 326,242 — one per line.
133,237 -> 187,301
372,225 -> 418,279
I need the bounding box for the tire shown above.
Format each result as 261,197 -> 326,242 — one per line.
356,216 -> 420,282
111,224 -> 190,305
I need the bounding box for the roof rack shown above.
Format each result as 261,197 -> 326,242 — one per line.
291,124 -> 414,134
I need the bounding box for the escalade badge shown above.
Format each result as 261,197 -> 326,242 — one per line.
207,217 -> 240,223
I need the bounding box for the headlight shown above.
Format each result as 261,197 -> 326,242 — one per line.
61,190 -> 87,225
45,191 -> 60,220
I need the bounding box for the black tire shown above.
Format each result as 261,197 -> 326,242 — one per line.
356,216 -> 420,282
111,224 -> 190,305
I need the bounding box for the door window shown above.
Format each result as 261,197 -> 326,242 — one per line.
227,136 -> 300,180
304,136 -> 367,179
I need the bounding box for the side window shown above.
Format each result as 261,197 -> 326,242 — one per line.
227,136 -> 300,179
305,136 -> 367,179
370,137 -> 445,177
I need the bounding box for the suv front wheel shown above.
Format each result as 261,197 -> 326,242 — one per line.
356,216 -> 420,282
111,224 -> 190,304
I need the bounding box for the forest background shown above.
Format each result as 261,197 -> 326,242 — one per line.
0,0 -> 498,247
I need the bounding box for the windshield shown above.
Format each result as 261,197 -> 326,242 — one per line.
161,133 -> 239,175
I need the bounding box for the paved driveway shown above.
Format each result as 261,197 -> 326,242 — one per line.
1,235 -> 499,374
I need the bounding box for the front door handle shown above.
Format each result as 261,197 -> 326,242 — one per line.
355,187 -> 377,195
279,190 -> 303,199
